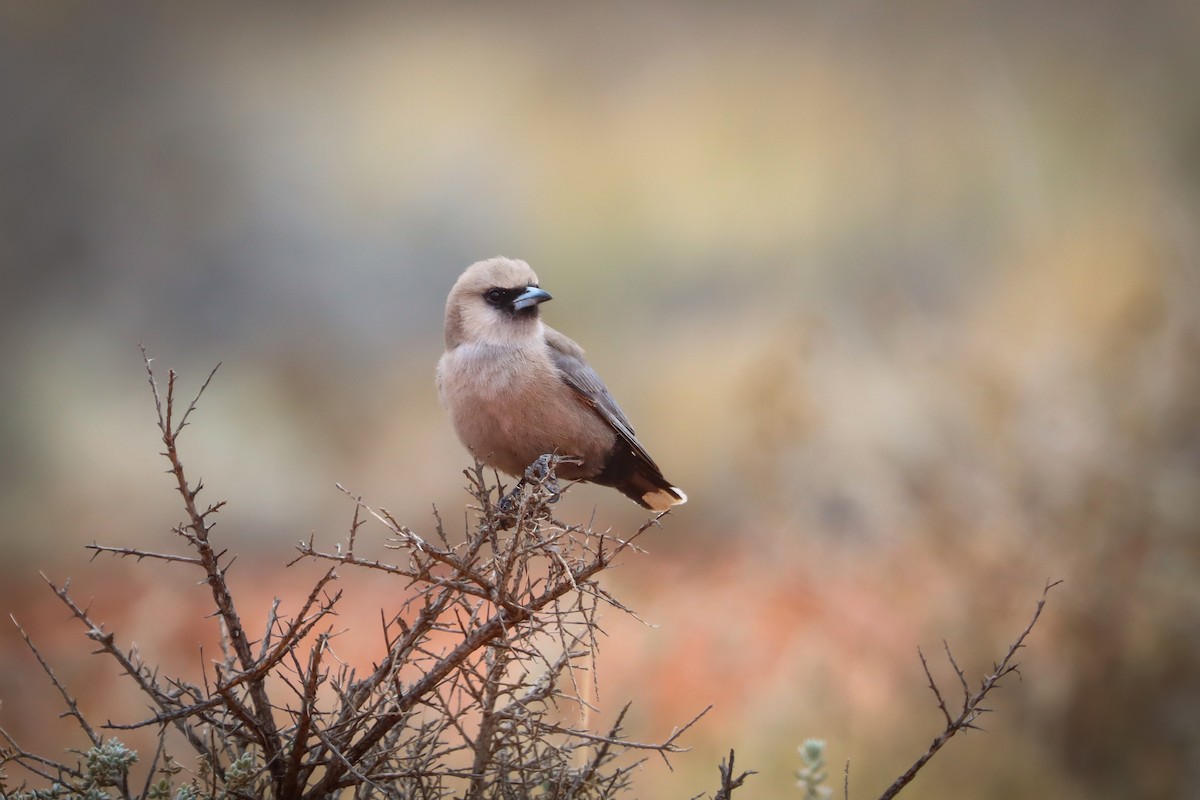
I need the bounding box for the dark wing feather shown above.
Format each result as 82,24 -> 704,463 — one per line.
544,326 -> 662,470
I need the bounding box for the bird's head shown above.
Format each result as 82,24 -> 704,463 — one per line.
444,257 -> 553,349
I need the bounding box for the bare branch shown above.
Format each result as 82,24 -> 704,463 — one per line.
38,573 -> 210,757
709,749 -> 755,800
9,614 -> 101,748
86,543 -> 204,566
538,702 -> 712,758
877,579 -> 1062,800
143,353 -> 285,786
10,353 -> 713,799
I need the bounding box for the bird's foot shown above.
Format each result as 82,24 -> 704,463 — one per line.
496,482 -> 524,525
525,454 -> 559,502
494,454 -> 580,526
524,453 -> 581,504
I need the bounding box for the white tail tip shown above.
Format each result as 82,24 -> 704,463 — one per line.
643,487 -> 687,512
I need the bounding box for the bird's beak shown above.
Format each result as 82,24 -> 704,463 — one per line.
512,286 -> 553,311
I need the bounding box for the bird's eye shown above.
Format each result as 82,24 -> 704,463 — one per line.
485,288 -> 506,305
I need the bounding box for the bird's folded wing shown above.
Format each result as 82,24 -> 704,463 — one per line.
544,326 -> 662,470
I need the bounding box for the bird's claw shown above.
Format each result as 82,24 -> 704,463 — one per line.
528,453 -> 582,504
495,487 -> 522,526
524,454 -> 561,503
495,454 -> 578,526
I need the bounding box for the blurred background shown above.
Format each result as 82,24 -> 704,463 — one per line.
1,2 -> 1198,797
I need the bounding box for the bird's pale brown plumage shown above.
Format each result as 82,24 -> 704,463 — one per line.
436,257 -> 686,511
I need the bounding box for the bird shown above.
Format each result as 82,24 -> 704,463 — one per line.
436,256 -> 687,511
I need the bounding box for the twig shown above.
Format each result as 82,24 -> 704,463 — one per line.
142,352 -> 286,787
877,579 -> 1062,800
710,749 -> 755,800
86,543 -> 204,565
9,614 -> 101,748
539,703 -> 712,761
9,350 -> 706,799
38,573 -> 210,756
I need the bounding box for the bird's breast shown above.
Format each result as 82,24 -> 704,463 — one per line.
437,344 -> 615,478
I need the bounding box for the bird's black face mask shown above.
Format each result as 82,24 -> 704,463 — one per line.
486,285 -> 553,317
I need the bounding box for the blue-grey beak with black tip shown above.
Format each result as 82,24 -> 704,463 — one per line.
513,286 -> 553,311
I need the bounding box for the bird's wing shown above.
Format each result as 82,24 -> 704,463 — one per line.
544,326 -> 662,469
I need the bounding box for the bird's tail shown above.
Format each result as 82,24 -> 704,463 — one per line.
637,483 -> 688,512
595,446 -> 687,511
